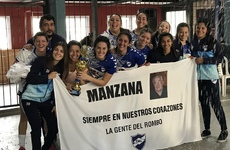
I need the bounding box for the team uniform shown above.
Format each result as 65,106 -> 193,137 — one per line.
15,48 -> 45,95
173,39 -> 191,60
100,30 -> 118,49
112,47 -> 145,70
21,57 -> 62,150
132,41 -> 151,61
86,49 -> 117,79
191,37 -> 227,132
130,30 -> 138,45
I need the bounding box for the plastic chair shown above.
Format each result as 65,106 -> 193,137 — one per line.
218,56 -> 230,97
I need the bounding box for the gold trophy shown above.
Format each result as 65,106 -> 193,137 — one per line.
70,45 -> 88,96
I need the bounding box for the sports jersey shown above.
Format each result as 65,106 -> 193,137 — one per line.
86,49 -> 117,79
112,47 -> 145,70
100,30 -> 117,49
132,41 -> 151,60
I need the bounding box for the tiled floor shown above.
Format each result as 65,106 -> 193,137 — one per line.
0,88 -> 230,150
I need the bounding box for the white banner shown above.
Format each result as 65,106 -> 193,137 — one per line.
54,59 -> 202,150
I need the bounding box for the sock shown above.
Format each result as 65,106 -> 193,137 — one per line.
19,134 -> 26,147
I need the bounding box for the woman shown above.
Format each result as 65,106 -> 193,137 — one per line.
15,32 -> 49,150
112,31 -> 145,70
173,22 -> 191,60
151,20 -> 171,50
101,13 -> 129,50
21,41 -> 68,150
64,40 -> 82,91
191,18 -> 228,142
77,36 -> 117,86
132,28 -> 153,61
147,32 -> 179,63
131,12 -> 149,43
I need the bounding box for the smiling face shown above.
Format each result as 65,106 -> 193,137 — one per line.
95,42 -> 108,61
69,45 -> 81,63
117,34 -> 130,54
52,45 -> 64,62
34,35 -> 48,53
158,21 -> 170,34
108,14 -> 122,34
136,13 -> 148,29
196,22 -> 207,40
160,35 -> 173,52
138,32 -> 151,47
178,26 -> 189,42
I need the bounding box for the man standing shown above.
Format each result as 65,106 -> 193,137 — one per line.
18,14 -> 65,150
27,14 -> 66,53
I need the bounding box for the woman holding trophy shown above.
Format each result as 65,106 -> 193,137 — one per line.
64,40 -> 82,92
76,36 -> 117,86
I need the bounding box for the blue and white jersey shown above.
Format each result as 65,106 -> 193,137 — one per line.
130,30 -> 138,44
131,42 -> 151,60
100,30 -> 117,49
191,37 -> 221,80
86,50 -> 117,79
112,47 -> 145,70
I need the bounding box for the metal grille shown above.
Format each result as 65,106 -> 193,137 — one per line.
0,0 -> 226,108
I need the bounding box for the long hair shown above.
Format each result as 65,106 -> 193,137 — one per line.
116,30 -> 132,44
153,20 -> 171,37
194,17 -> 215,50
139,28 -> 153,38
158,32 -> 179,58
108,13 -> 129,33
67,40 -> 82,63
46,41 -> 69,79
136,12 -> 149,29
175,22 -> 189,40
93,36 -> 111,56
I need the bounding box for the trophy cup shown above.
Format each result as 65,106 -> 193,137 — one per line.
70,45 -> 88,96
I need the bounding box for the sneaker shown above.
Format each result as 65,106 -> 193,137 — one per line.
201,129 -> 211,138
217,130 -> 228,142
19,146 -> 26,150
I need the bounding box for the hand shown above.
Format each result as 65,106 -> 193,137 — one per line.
189,56 -> 194,59
51,106 -> 56,116
51,106 -> 56,112
144,62 -> 150,66
23,44 -> 33,50
76,70 -> 88,81
147,44 -> 154,49
66,83 -> 73,92
195,57 -> 204,64
48,71 -> 58,79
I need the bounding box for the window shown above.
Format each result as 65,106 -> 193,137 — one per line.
0,16 -> 11,50
107,15 -> 136,31
32,16 -> 40,36
166,11 -> 186,36
32,16 -> 90,43
66,16 -> 90,42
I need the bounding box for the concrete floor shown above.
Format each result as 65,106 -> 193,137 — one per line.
0,88 -> 230,150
